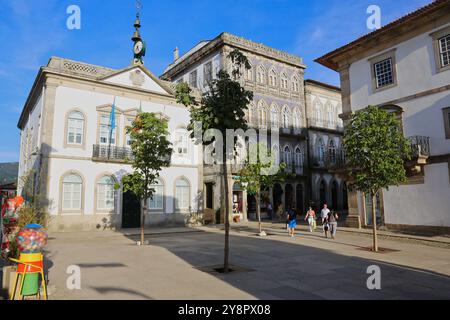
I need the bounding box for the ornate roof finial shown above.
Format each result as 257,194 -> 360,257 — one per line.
131,0 -> 146,65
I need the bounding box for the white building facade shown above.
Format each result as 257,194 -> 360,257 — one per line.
317,0 -> 450,232
17,57 -> 202,231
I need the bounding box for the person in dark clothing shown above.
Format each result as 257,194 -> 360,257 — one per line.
287,206 -> 297,238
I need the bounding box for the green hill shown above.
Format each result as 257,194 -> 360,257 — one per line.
0,162 -> 19,185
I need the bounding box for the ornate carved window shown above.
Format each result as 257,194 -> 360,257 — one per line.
256,65 -> 266,84
269,69 -> 278,87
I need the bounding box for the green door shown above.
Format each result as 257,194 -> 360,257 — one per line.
122,191 -> 141,228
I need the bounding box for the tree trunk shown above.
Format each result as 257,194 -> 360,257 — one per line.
140,199 -> 146,245
371,192 -> 378,252
256,190 -> 262,234
223,162 -> 230,274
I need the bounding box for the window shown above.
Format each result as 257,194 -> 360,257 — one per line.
374,58 -> 394,88
293,108 -> 301,129
316,138 -> 325,162
439,35 -> 450,68
62,174 -> 82,211
282,106 -> 291,129
328,139 -> 337,164
189,70 -> 198,88
270,104 -> 279,127
269,69 -> 277,87
204,61 -> 213,84
174,129 -> 189,156
443,107 -> 450,139
175,178 -> 190,211
97,176 -> 115,211
257,66 -> 266,84
67,111 -> 84,145
99,114 -> 115,145
258,100 -> 268,127
431,26 -> 450,72
295,147 -> 303,167
245,65 -> 253,81
281,73 -> 288,90
149,179 -> 164,210
125,117 -> 135,147
292,76 -> 299,92
283,146 -> 292,166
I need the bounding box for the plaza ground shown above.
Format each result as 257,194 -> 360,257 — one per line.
26,222 -> 450,299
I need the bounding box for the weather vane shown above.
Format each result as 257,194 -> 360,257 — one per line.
136,0 -> 143,16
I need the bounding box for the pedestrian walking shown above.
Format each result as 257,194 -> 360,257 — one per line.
327,210 -> 339,239
287,206 -> 297,237
305,207 -> 317,232
320,204 -> 330,233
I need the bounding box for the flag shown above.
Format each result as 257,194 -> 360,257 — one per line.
107,97 -> 116,159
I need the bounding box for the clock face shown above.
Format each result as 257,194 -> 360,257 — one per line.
134,41 -> 144,54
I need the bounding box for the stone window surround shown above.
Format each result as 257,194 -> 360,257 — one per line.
430,25 -> 450,74
94,173 -> 118,214
64,109 -> 87,150
368,48 -> 398,93
59,170 -> 85,215
147,177 -> 166,214
174,176 -> 192,213
96,106 -> 121,146
443,107 -> 450,139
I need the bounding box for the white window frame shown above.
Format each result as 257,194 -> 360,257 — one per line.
96,176 -> 115,211
67,111 -> 84,146
175,178 -> 191,211
148,179 -> 164,212
62,174 -> 83,212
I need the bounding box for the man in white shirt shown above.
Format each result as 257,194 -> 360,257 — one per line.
321,204 -> 330,223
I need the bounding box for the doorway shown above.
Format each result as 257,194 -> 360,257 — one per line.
122,191 -> 141,228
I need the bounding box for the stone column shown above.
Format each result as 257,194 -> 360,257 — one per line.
346,190 -> 361,228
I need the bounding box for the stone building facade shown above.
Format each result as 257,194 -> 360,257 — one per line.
161,33 -> 346,221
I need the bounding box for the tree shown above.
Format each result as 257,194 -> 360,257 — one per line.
122,112 -> 172,245
237,143 -> 287,236
176,49 -> 253,273
343,105 -> 412,252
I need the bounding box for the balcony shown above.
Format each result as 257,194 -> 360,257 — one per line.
92,145 -> 133,163
308,117 -> 344,132
406,136 -> 431,176
312,150 -> 346,170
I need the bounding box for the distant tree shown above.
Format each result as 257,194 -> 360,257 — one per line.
176,49 -> 253,273
237,143 -> 287,236
344,105 -> 412,252
122,112 -> 172,245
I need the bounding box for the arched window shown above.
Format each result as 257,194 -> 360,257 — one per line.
283,146 -> 292,166
175,178 -> 190,211
97,175 -> 115,211
316,138 -> 325,162
295,147 -> 304,167
149,179 -> 164,211
62,174 -> 83,211
174,128 -> 189,156
326,102 -> 334,127
269,69 -> 278,87
292,75 -> 300,92
257,66 -> 266,84
293,108 -> 301,129
67,111 -> 84,145
258,100 -> 268,127
245,64 -> 253,81
314,100 -> 323,127
272,145 -> 280,166
281,73 -> 288,90
270,104 -> 279,127
328,139 -> 337,164
282,106 -> 291,129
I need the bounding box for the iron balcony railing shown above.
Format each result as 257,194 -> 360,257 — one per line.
93,145 -> 133,162
312,149 -> 346,169
408,136 -> 431,158
308,117 -> 344,132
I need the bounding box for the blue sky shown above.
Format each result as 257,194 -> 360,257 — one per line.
0,0 -> 432,163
